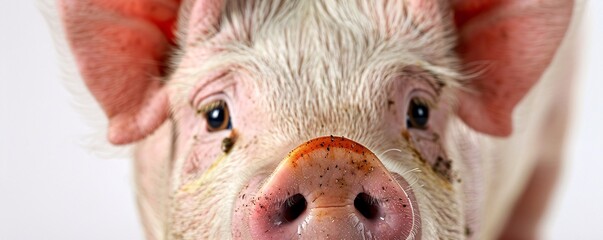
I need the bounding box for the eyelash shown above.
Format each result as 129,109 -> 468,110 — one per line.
410,97 -> 434,108
197,100 -> 227,115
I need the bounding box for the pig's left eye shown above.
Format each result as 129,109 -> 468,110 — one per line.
200,100 -> 232,132
406,98 -> 430,129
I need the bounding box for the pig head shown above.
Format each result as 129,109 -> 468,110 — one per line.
56,0 -> 574,239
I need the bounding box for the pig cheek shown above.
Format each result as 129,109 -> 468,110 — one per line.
182,147 -> 220,175
172,107 -> 228,183
407,129 -> 455,182
169,150 -> 245,238
406,101 -> 457,183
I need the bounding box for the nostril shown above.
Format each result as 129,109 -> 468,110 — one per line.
354,192 -> 380,220
282,193 -> 307,222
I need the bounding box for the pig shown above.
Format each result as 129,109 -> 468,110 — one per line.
53,0 -> 576,239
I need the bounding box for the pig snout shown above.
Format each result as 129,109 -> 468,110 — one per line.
234,136 -> 420,239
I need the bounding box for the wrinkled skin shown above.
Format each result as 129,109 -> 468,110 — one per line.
55,0 -> 575,239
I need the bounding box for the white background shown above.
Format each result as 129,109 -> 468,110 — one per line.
1,1 -> 601,239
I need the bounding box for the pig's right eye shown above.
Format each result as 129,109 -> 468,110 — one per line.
200,100 -> 232,132
406,98 -> 430,129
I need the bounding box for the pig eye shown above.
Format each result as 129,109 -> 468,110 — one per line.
406,98 -> 430,129
200,100 -> 232,132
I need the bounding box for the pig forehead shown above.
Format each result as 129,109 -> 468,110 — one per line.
179,0 -> 459,64
192,0 -> 455,41
186,0 -> 462,88
172,0 -> 461,131
214,0 -> 457,57
230,4 -> 456,89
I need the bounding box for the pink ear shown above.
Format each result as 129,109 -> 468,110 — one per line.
58,0 -> 223,144
453,0 -> 573,136
58,0 -> 179,144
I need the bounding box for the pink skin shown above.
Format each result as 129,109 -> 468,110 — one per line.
168,56 -> 445,238
233,137 -> 420,239
57,0 -> 574,239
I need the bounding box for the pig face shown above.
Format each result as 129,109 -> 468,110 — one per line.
57,0 -> 573,239
167,2 -> 462,238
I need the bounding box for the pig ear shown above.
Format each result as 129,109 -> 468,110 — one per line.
58,0 -> 222,144
58,0 -> 179,145
453,0 -> 573,136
